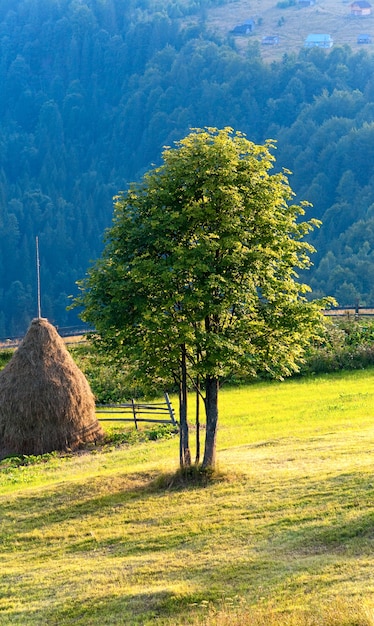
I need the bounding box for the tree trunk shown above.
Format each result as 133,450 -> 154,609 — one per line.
195,376 -> 200,465
202,375 -> 219,468
179,344 -> 191,467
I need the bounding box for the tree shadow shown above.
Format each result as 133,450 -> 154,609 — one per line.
6,589 -> 195,626
0,465 -> 228,536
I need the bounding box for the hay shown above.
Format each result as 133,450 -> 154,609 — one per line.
0,318 -> 103,458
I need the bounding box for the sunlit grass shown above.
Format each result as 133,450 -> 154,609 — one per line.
1,369 -> 374,624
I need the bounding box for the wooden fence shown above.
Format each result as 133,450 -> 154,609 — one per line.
96,392 -> 177,430
324,306 -> 374,319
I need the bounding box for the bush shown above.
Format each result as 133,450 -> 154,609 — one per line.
103,424 -> 178,447
69,318 -> 374,401
70,342 -> 171,403
0,349 -> 13,368
301,317 -> 374,375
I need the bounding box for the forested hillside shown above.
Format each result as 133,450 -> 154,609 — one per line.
1,0 -> 374,336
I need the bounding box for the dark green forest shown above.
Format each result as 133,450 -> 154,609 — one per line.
1,0 -> 374,337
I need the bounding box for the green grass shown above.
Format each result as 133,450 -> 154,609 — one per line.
1,369 -> 374,624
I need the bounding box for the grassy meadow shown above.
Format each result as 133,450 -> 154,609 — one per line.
1,369 -> 374,624
205,0 -> 374,61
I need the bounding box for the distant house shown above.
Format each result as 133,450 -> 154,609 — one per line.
357,33 -> 372,42
261,35 -> 280,45
304,33 -> 334,48
230,19 -> 255,35
350,1 -> 372,16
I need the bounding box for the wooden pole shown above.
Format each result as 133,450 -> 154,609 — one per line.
164,392 -> 177,426
36,236 -> 41,318
131,398 -> 138,430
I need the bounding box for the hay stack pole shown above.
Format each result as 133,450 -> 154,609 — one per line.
0,317 -> 103,458
36,235 -> 42,319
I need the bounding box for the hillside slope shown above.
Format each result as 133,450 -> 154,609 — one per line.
207,0 -> 374,60
1,0 -> 374,335
1,372 -> 374,623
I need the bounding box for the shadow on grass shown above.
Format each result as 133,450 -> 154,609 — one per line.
2,467 -> 374,625
0,465 -> 228,536
6,587 -> 374,626
148,464 -> 226,491
266,472 -> 374,557
2,464 -> 373,539
289,507 -> 374,556
6,589 -> 198,626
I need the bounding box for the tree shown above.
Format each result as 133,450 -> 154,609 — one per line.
74,127 -> 329,469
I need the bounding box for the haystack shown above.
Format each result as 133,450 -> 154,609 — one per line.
0,317 -> 103,458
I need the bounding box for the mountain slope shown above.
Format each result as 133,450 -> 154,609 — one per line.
1,0 -> 374,335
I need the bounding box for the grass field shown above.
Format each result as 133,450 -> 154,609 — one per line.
204,0 -> 374,61
1,369 -> 374,624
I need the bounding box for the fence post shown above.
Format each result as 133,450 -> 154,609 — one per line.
131,398 -> 138,430
164,392 -> 177,426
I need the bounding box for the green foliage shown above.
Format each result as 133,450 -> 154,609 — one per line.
0,451 -> 59,469
4,1 -> 374,335
76,127 -> 326,383
67,316 -> 374,397
302,317 -> 374,374
0,350 -> 13,368
75,126 -> 329,468
71,343 -> 142,403
0,0 -> 210,337
70,341 -> 173,402
103,424 -> 178,446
